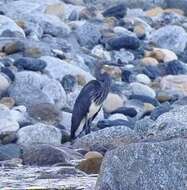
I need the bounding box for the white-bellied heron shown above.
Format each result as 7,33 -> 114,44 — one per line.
71,71 -> 111,140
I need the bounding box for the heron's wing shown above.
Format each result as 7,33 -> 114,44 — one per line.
71,80 -> 101,138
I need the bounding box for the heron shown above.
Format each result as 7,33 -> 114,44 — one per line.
70,71 -> 112,140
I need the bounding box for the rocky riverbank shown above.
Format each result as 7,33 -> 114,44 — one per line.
0,0 -> 187,189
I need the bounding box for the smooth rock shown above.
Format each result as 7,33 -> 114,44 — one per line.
96,138 -> 187,190
85,151 -> 103,159
0,97 -> 15,109
109,114 -> 128,121
0,15 -> 25,37
149,25 -> 187,54
17,123 -> 62,147
0,73 -> 10,97
103,93 -> 124,113
102,3 -> 127,19
0,144 -> 21,161
111,107 -> 137,117
136,74 -> 151,85
160,75 -> 187,96
113,49 -> 134,63
142,65 -> 161,80
106,35 -> 140,50
130,82 -> 156,98
14,58 -> 47,71
91,45 -> 111,61
3,41 -> 25,55
61,74 -> 77,93
141,57 -> 159,66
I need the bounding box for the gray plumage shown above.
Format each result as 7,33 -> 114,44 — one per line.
71,72 -> 111,140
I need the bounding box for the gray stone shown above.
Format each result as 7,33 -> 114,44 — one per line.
0,15 -> 25,37
149,25 -> 187,54
0,73 -> 10,97
96,138 -> 187,190
73,126 -> 141,150
17,123 -> 62,147
75,22 -> 101,48
41,56 -> 94,82
0,144 -> 21,161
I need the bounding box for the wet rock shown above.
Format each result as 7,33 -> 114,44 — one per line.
160,75 -> 187,96
106,35 -> 140,50
102,3 -> 127,19
0,15 -> 25,37
75,22 -> 101,48
96,138 -> 187,190
17,123 -> 62,147
0,144 -> 21,161
103,93 -> 124,113
0,67 -> 15,81
73,126 -> 140,150
149,25 -> 187,54
0,73 -> 10,97
111,107 -> 137,117
121,69 -> 133,83
130,82 -> 156,98
142,65 -> 161,80
14,58 -> 47,71
3,41 -> 25,55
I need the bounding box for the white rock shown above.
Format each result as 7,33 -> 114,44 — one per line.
130,82 -> 156,98
109,114 -> 128,121
91,45 -> 111,61
0,73 -> 10,97
136,74 -> 151,85
0,15 -> 25,37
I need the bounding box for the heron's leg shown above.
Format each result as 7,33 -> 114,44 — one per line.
85,118 -> 91,134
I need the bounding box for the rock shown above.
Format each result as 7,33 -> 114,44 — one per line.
103,93 -> 124,113
75,22 -> 101,48
142,65 -> 161,80
22,144 -> 71,166
149,25 -> 187,54
96,138 -> 187,190
102,65 -> 121,80
112,49 -> 134,63
61,75 -> 77,93
10,106 -> 27,125
73,126 -> 140,150
111,107 -> 137,117
156,91 -> 173,102
143,103 -> 155,112
0,15 -> 25,37
141,57 -> 159,66
160,75 -> 187,96
3,41 -> 25,55
121,69 -> 133,83
59,111 -> 72,133
14,58 -> 47,71
163,60 -> 186,75
41,56 -> 94,82
0,73 -> 10,97
102,3 -> 127,19
17,123 -> 62,147
0,97 -> 15,109
27,103 -> 61,125
109,114 -> 128,121
0,144 -> 21,161
145,7 -> 164,17
91,45 -> 111,61
130,82 -> 156,98
8,71 -> 53,108
136,74 -> 151,85
23,47 -> 43,58
106,35 -> 140,50
167,0 -> 187,15
147,48 -> 178,63
134,24 -> 146,38
84,151 -> 103,159
0,105 -> 19,136
156,105 -> 187,125
150,102 -> 171,120
77,156 -> 103,174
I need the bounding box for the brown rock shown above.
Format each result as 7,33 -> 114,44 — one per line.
102,65 -> 121,80
156,91 -> 173,102
141,57 -> 159,66
16,20 -> 27,30
144,103 -> 155,112
77,157 -> 103,174
24,47 -> 42,58
76,74 -> 87,86
3,41 -> 25,55
145,7 -> 164,17
45,3 -> 65,19
134,24 -> 146,38
0,97 -> 15,109
85,151 -> 103,159
104,93 -> 124,113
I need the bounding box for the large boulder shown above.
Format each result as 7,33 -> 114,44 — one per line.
96,138 -> 187,190
149,25 -> 187,54
17,123 -> 62,147
73,126 -> 141,150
